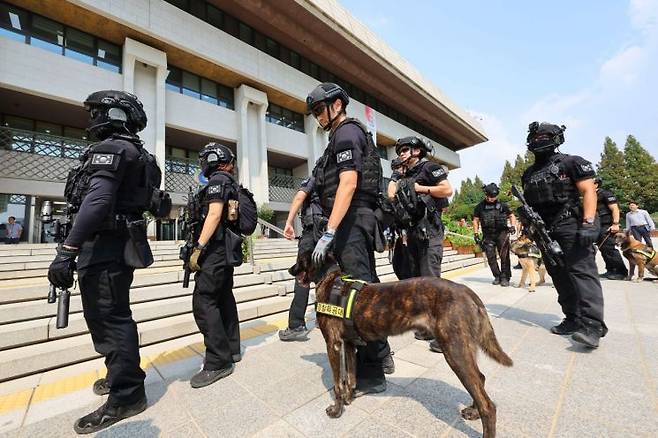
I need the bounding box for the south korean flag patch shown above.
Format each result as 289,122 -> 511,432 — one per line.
89,153 -> 120,171
336,150 -> 353,164
207,185 -> 223,195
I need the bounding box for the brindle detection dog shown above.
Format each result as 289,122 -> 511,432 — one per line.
290,253 -> 513,438
614,232 -> 658,282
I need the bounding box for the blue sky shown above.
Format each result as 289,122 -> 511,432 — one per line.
341,0 -> 658,189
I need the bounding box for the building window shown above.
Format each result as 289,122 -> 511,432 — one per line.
0,1 -> 122,73
1,113 -> 89,158
161,0 -> 445,145
166,65 -> 234,109
265,103 -> 305,133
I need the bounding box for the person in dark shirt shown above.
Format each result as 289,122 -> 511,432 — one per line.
279,175 -> 325,341
307,82 -> 394,394
187,143 -> 242,389
473,183 -> 517,286
47,90 -> 157,433
594,177 -> 627,279
394,136 -> 453,353
522,121 -> 606,348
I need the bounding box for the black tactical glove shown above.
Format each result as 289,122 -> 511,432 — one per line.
577,222 -> 600,247
48,245 -> 78,289
508,226 -> 516,235
474,233 -> 483,246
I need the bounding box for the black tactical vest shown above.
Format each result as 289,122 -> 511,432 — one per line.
405,160 -> 445,221
315,118 -> 382,212
64,134 -> 159,217
480,201 -> 508,234
522,154 -> 580,216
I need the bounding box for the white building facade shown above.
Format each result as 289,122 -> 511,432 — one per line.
0,0 -> 486,242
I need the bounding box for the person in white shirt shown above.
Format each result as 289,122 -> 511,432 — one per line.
624,201 -> 655,248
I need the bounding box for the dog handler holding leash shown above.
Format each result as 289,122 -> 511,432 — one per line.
306,82 -> 393,395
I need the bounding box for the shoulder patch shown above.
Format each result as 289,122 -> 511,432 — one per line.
207,185 -> 223,195
91,153 -> 116,166
336,150 -> 353,164
431,168 -> 446,178
579,163 -> 593,173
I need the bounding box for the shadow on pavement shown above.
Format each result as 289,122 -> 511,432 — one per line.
486,303 -> 560,329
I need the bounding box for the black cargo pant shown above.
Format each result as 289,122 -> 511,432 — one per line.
598,222 -> 628,276
288,226 -> 315,329
193,240 -> 241,370
546,217 -> 607,333
78,262 -> 145,407
482,230 -> 511,281
333,206 -> 390,383
406,221 -> 444,278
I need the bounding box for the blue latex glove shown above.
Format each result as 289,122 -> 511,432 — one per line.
312,230 -> 335,266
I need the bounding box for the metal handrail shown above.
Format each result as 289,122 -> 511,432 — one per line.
257,218 -> 286,237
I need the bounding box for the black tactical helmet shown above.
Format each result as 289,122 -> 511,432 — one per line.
84,90 -> 147,140
483,183 -> 499,197
306,82 -> 349,114
526,121 -> 566,154
395,136 -> 432,158
390,157 -> 404,170
199,142 -> 235,177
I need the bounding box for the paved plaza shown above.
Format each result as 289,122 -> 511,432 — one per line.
1,260 -> 657,437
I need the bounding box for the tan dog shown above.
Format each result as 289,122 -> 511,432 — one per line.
510,235 -> 547,292
290,253 -> 513,438
614,232 -> 658,282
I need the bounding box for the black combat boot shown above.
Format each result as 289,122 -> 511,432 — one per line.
550,318 -> 580,335
500,278 -> 510,287
382,353 -> 395,374
74,397 -> 147,434
190,364 -> 235,388
572,321 -> 603,348
92,378 -> 110,396
278,325 -> 311,342
492,277 -> 501,285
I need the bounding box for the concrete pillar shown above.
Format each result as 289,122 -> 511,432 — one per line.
235,85 -> 269,206
121,38 -> 168,238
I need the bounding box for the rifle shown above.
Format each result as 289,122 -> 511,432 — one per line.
42,201 -> 73,329
179,186 -> 200,288
510,185 -> 565,267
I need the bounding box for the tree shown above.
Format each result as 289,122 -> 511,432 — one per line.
597,137 -> 629,203
623,135 -> 658,212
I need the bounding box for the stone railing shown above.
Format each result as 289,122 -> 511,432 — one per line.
0,127 -> 91,182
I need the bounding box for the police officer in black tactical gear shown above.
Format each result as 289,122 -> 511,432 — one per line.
279,173 -> 325,341
188,143 -> 243,388
47,90 -> 166,433
395,136 -> 452,278
394,136 -> 453,353
594,177 -> 627,280
307,82 -> 394,391
473,183 -> 517,287
522,121 -> 607,348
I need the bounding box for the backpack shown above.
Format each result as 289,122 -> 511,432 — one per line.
235,185 -> 258,235
213,171 -> 257,235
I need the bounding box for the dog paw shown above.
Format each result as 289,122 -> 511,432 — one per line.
461,406 -> 481,421
325,404 -> 343,418
633,278 -> 642,283
529,289 -> 535,293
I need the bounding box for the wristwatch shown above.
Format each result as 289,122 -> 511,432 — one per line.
612,222 -> 620,225
583,217 -> 595,225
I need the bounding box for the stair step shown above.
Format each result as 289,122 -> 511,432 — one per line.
0,295 -> 294,381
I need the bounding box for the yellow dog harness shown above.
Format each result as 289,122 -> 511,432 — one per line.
315,276 -> 367,345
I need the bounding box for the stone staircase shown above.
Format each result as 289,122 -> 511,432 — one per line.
0,239 -> 483,383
